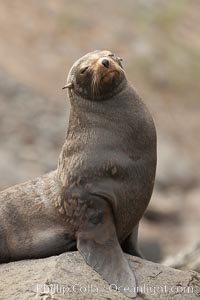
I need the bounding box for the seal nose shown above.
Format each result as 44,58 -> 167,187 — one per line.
101,59 -> 109,68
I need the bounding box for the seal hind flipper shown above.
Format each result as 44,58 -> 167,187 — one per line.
121,223 -> 144,258
77,198 -> 137,298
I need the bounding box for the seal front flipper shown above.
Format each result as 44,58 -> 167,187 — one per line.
76,197 -> 137,298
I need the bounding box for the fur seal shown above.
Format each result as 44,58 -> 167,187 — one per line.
0,50 -> 156,298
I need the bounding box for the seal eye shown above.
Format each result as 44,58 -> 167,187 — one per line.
80,66 -> 88,75
117,57 -> 123,68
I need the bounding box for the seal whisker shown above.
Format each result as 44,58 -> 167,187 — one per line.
92,72 -> 100,99
94,74 -> 100,97
91,73 -> 96,98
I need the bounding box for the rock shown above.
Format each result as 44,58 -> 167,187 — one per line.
163,242 -> 200,273
156,135 -> 198,191
144,191 -> 181,223
0,252 -> 199,299
0,70 -> 67,190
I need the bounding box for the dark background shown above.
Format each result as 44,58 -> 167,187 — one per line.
0,0 -> 199,262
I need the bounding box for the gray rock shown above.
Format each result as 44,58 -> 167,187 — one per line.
0,70 -> 68,189
156,135 -> 198,191
0,252 -> 199,299
163,242 -> 200,273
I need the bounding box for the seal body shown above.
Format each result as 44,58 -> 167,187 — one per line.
0,50 -> 156,298
59,80 -> 156,242
58,50 -> 157,297
0,171 -> 76,263
59,50 -> 156,244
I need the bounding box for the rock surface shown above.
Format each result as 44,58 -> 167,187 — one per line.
163,242 -> 200,273
0,252 -> 199,300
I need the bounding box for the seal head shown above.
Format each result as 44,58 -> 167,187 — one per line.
63,50 -> 126,100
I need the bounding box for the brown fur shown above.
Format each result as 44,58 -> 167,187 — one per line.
0,50 -> 156,298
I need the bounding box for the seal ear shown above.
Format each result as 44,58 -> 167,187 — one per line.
77,198 -> 137,298
62,82 -> 74,90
